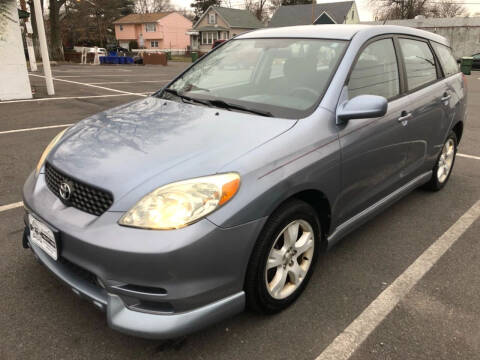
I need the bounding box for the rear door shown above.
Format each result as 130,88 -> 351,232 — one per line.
396,37 -> 451,175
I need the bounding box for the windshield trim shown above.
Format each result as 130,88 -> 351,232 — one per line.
155,38 -> 350,120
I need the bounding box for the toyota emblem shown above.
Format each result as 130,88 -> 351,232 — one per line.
59,182 -> 72,201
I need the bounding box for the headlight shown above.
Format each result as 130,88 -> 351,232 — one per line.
119,173 -> 240,230
35,128 -> 68,176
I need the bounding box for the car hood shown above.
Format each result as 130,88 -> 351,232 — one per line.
48,97 -> 296,211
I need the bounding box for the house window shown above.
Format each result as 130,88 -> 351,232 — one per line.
220,31 -> 228,40
119,25 -> 123,31
145,23 -> 156,32
208,13 -> 216,24
352,9 -> 355,20
201,32 -> 218,45
151,40 -> 159,48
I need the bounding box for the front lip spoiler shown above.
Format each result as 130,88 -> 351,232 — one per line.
27,235 -> 246,339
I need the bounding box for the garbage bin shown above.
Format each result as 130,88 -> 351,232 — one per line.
191,52 -> 198,62
166,51 -> 172,60
461,57 -> 473,75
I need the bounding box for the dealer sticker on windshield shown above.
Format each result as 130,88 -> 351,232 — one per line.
28,215 -> 58,261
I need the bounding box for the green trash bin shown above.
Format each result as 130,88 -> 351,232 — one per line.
165,51 -> 172,60
191,52 -> 198,62
461,57 -> 473,75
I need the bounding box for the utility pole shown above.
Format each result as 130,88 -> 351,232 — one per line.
20,0 -> 37,71
312,0 -> 315,24
33,0 -> 55,95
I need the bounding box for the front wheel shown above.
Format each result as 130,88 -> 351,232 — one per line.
245,200 -> 321,314
424,131 -> 457,191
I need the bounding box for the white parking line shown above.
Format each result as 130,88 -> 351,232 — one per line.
0,93 -> 143,104
316,199 -> 480,360
87,80 -> 171,84
0,124 -> 72,135
0,202 -> 23,213
458,153 -> 480,161
29,74 -> 147,97
51,74 -> 172,78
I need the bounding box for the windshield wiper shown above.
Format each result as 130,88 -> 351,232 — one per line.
207,99 -> 273,117
162,88 -> 211,107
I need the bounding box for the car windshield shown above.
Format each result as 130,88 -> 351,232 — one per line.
162,38 -> 348,119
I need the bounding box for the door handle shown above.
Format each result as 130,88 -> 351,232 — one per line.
441,94 -> 451,103
398,112 -> 412,125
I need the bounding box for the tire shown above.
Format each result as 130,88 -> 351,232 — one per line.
424,131 -> 458,191
245,199 -> 321,314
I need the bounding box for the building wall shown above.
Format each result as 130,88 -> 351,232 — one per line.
115,13 -> 191,49
345,3 -> 360,24
365,18 -> 480,58
0,0 -> 31,100
115,24 -> 136,40
159,13 -> 192,49
423,26 -> 480,58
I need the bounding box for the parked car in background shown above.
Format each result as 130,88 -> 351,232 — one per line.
212,39 -> 226,49
23,25 -> 466,340
73,46 -> 107,56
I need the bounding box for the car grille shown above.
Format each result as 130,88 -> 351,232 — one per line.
45,162 -> 113,216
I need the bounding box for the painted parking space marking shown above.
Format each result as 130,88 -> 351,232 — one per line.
49,74 -> 173,78
0,202 -> 23,213
315,200 -> 480,360
87,80 -> 171,84
0,93 -> 144,104
0,124 -> 72,135
29,74 -> 148,97
458,153 -> 480,161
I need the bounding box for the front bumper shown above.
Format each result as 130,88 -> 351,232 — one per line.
27,235 -> 245,339
23,172 -> 267,338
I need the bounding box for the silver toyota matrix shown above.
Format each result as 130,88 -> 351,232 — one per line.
23,25 -> 466,339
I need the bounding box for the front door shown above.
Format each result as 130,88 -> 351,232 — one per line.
336,37 -> 413,224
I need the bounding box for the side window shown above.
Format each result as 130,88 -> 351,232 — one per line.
399,38 -> 437,91
431,43 -> 459,77
348,38 -> 400,100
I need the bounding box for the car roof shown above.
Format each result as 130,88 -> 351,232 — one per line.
237,24 -> 449,46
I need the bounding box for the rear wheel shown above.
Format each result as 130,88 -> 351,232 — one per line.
424,131 -> 457,191
245,200 -> 320,314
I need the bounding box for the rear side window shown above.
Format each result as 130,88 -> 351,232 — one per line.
348,38 -> 400,100
399,38 -> 437,91
432,43 -> 459,77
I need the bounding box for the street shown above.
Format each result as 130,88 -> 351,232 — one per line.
0,63 -> 479,360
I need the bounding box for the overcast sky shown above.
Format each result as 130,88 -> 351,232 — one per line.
170,0 -> 480,21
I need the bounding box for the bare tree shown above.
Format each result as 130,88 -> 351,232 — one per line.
49,0 -> 67,60
135,0 -> 173,13
244,0 -> 268,21
370,0 -> 467,20
431,0 -> 467,18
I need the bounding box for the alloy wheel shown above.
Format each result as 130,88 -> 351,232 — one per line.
437,138 -> 455,183
265,220 -> 315,300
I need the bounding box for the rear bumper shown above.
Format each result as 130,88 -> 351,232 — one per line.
27,233 -> 245,339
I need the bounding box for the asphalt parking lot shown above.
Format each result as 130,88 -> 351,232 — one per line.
0,64 -> 479,360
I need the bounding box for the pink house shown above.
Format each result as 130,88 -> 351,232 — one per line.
113,12 -> 192,50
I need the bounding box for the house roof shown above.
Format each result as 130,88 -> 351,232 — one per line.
193,6 -> 263,29
268,1 -> 354,27
113,12 -> 172,24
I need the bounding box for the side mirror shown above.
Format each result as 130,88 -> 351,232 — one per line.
337,95 -> 388,122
